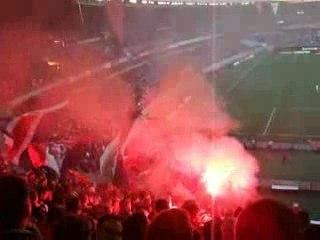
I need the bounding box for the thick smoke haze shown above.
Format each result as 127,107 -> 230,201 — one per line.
122,62 -> 259,208
66,76 -> 135,137
0,21 -> 135,141
0,21 -> 259,209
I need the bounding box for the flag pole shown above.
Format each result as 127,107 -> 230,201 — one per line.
77,0 -> 85,25
211,3 -> 217,239
211,197 -> 216,240
0,133 -> 9,170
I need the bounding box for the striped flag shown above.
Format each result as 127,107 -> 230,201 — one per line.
27,143 -> 47,168
6,113 -> 44,165
0,100 -> 68,166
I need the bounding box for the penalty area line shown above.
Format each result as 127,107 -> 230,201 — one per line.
262,107 -> 277,136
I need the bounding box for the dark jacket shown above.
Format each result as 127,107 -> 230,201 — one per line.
0,229 -> 37,240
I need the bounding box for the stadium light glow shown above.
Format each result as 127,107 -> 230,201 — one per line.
158,1 -> 170,5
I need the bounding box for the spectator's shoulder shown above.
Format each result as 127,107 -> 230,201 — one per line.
0,228 -> 37,240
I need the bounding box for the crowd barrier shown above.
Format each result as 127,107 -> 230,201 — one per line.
242,139 -> 320,152
259,178 -> 320,192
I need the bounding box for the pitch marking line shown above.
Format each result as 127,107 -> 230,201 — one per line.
263,107 -> 277,136
225,55 -> 266,96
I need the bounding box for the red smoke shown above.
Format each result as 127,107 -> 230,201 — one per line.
122,62 -> 259,208
0,19 -> 134,143
66,76 -> 135,138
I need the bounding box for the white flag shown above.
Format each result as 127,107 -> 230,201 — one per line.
100,135 -> 120,177
271,2 -> 279,16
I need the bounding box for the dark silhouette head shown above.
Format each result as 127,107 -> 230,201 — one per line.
235,198 -> 299,240
0,175 -> 31,230
54,215 -> 92,240
97,215 -> 122,240
65,194 -> 81,214
123,212 -> 148,240
146,208 -> 193,240
155,199 -> 169,213
181,200 -> 199,220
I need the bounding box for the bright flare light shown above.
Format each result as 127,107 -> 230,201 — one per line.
202,161 -> 237,197
201,139 -> 258,199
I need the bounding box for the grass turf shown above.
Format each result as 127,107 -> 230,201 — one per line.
215,52 -> 320,137
213,51 -> 320,219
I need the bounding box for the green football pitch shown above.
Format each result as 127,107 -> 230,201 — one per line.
215,51 -> 320,138
212,51 -> 320,219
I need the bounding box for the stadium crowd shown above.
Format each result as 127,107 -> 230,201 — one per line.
3,1 -> 320,240
0,170 -> 319,240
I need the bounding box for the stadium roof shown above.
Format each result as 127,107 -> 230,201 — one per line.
123,0 -> 320,7
77,0 -> 320,9
81,0 -> 320,5
134,0 -> 320,3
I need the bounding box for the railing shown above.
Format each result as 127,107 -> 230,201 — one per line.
259,178 -> 320,192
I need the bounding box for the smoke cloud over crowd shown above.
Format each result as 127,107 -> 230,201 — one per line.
122,62 -> 259,208
0,21 -> 259,209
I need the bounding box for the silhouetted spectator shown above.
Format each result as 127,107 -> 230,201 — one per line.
305,224 -> 320,240
155,198 -> 169,213
40,205 -> 65,240
203,217 -> 222,240
235,198 -> 300,240
149,198 -> 169,221
146,208 -> 193,240
97,215 -> 122,240
119,197 -> 132,221
182,200 -> 200,225
0,175 -> 38,240
65,193 -> 81,215
54,215 -> 92,240
295,210 -> 311,240
123,213 -> 148,240
181,199 -> 201,239
0,175 -> 31,229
